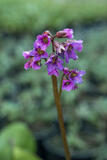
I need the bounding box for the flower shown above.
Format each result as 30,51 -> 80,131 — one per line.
32,44 -> 48,60
47,69 -> 59,77
24,57 -> 41,70
43,30 -> 52,37
63,67 -> 69,75
32,58 -> 41,70
24,58 -> 33,70
23,51 -> 32,59
62,68 -> 85,91
68,69 -> 86,84
64,40 -> 83,63
54,42 -> 65,59
62,80 -> 77,91
56,28 -> 73,39
54,41 -> 65,59
54,41 -> 65,54
45,55 -> 64,76
35,34 -> 51,49
23,48 -> 43,70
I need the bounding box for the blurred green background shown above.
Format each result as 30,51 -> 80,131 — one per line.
0,0 -> 107,160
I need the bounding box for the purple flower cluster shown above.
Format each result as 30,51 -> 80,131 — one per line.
23,29 -> 85,91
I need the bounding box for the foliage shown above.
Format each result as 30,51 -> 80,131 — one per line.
96,144 -> 107,160
0,122 -> 36,160
67,97 -> 107,151
67,127 -> 87,150
0,0 -> 107,33
94,98 -> 107,117
0,139 -> 12,160
83,27 -> 107,81
13,147 -> 41,160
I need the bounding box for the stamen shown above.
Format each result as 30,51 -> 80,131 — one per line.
43,37 -> 48,44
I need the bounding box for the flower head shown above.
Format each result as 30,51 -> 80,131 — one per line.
23,29 -> 85,92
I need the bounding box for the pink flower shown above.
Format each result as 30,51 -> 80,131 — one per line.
24,58 -> 33,70
64,40 -> 83,63
62,80 -> 77,91
68,69 -> 86,84
32,58 -> 41,70
48,69 -> 59,77
23,51 -> 32,59
32,44 -> 48,60
45,55 -> 64,76
34,34 -> 51,49
56,28 -> 73,39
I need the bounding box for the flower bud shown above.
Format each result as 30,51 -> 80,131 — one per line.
56,28 -> 73,39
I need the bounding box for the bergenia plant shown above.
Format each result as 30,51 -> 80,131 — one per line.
23,28 -> 85,160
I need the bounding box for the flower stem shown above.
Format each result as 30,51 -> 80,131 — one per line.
51,75 -> 71,160
59,74 -> 64,98
51,36 -> 55,52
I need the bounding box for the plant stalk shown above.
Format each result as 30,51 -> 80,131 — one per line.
59,74 -> 64,98
51,75 -> 71,160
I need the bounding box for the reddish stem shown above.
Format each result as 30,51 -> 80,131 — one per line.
51,75 -> 71,160
59,74 -> 64,98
